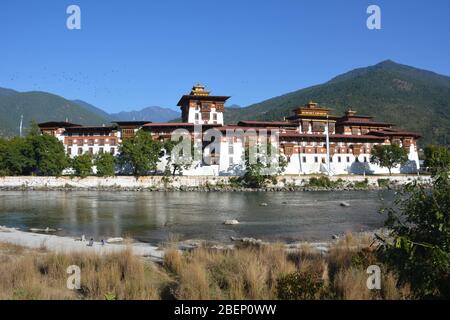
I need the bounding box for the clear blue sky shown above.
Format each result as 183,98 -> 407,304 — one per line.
1,0 -> 449,112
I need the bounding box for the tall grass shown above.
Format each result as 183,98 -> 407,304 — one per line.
0,237 -> 412,300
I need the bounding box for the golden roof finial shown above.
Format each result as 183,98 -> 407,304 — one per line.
190,83 -> 210,96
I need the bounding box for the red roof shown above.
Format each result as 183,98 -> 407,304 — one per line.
279,132 -> 385,141
337,120 -> 393,127
369,130 -> 421,138
237,121 -> 297,127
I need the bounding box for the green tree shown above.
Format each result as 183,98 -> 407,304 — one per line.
94,152 -> 116,177
162,139 -> 195,176
27,134 -> 68,176
118,130 -> 162,176
71,153 -> 93,177
424,145 -> 450,175
0,138 -> 8,175
370,144 -> 408,175
382,171 -> 450,298
240,142 -> 287,188
0,137 -> 35,175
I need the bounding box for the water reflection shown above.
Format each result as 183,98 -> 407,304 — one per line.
0,190 -> 393,244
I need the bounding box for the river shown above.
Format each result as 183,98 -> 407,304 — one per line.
0,190 -> 394,244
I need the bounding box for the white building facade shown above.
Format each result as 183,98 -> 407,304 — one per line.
38,85 -> 421,176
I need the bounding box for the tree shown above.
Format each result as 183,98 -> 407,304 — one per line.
27,134 -> 68,176
162,139 -> 195,176
0,137 -> 35,175
0,138 -> 8,175
370,144 -> 408,175
94,152 -> 116,177
424,145 -> 450,175
71,153 -> 93,177
240,142 -> 287,188
118,130 -> 162,176
381,171 -> 450,298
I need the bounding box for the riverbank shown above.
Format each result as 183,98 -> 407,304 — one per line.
0,227 -> 411,300
0,224 -> 389,260
0,175 -> 431,192
0,226 -> 163,262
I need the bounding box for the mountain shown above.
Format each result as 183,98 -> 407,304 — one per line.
0,88 -> 181,137
0,88 -> 18,97
225,60 -> 450,146
71,99 -> 112,120
110,106 -> 180,123
0,90 -> 110,137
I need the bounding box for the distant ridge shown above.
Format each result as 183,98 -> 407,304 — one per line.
225,60 -> 450,146
110,106 -> 180,123
0,89 -> 181,137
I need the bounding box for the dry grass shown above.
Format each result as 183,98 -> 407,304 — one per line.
0,236 -> 412,300
0,244 -> 170,300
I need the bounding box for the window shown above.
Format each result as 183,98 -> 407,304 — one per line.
78,148 -> 83,155
99,147 -> 104,154
228,144 -> 234,155
346,156 -> 350,163
321,158 -> 326,164
88,139 -> 94,146
329,157 -> 333,163
338,156 -> 342,163
314,156 -> 318,163
88,148 -> 93,155
229,157 -> 234,166
364,156 -> 367,163
195,113 -> 199,120
110,148 -> 115,155
213,113 -> 217,120
67,148 -> 72,155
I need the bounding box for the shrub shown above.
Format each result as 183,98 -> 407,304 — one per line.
71,154 -> 93,178
381,171 -> 450,299
307,176 -> 343,188
94,152 -> 116,177
276,271 -> 325,300
353,178 -> 369,188
377,178 -> 390,188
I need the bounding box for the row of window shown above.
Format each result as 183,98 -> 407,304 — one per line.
194,112 -> 218,121
67,147 -> 116,156
67,139 -> 116,146
301,156 -> 369,163
67,132 -> 112,137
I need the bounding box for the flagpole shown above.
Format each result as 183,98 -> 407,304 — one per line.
325,115 -> 331,176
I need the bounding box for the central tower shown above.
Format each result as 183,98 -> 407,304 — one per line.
177,84 -> 230,125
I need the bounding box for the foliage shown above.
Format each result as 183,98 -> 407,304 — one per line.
0,137 -> 35,175
377,178 -> 391,188
162,138 -> 195,177
27,134 -> 68,176
238,143 -> 287,188
424,145 -> 450,175
276,271 -> 325,300
352,178 -> 369,189
307,176 -> 344,188
118,130 -> 162,176
370,144 -> 408,175
71,154 -> 93,178
94,152 -> 116,177
0,124 -> 68,176
381,171 -> 450,299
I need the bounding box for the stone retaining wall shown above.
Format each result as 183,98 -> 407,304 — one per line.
0,175 -> 432,190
